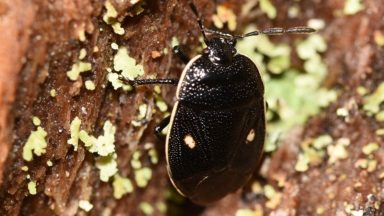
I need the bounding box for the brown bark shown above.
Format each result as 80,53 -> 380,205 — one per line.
0,0 -> 383,215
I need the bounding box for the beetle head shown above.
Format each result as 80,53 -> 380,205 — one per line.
204,37 -> 237,65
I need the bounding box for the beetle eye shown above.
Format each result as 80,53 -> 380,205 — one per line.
203,48 -> 210,55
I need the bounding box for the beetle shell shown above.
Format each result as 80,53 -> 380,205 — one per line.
165,54 -> 265,204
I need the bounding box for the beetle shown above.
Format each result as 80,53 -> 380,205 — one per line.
124,4 -> 315,205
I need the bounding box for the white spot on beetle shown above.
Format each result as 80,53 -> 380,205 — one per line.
246,129 -> 255,144
184,134 -> 196,149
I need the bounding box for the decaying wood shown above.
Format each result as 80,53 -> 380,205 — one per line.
1,0 -> 384,215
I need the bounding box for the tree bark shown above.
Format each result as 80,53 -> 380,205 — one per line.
1,0 -> 383,215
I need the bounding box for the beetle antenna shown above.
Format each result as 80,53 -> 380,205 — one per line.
190,1 -> 238,41
189,2 -> 208,43
235,26 -> 316,39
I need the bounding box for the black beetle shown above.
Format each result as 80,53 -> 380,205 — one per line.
125,4 -> 315,205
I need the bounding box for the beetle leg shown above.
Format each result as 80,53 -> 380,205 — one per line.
173,45 -> 190,64
155,116 -> 170,140
122,78 -> 179,86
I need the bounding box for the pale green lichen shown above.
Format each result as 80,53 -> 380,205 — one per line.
316,206 -> 326,215
148,149 -> 158,164
263,184 -> 282,209
85,80 -> 96,91
251,181 -> 263,194
113,174 -> 134,199
153,85 -> 161,94
374,31 -> 384,47
375,111 -> 384,122
327,140 -> 348,164
336,107 -> 349,117
137,104 -> 147,120
303,54 -> 327,76
79,130 -> 97,152
295,153 -> 310,172
362,142 -> 379,155
103,0 -> 118,24
356,158 -> 378,172
260,0 -> 276,19
78,29 -> 86,42
79,48 -> 87,60
355,158 -> 369,169
367,160 -> 378,172
79,200 -> 93,212
297,34 -> 327,60
96,154 -> 118,182
350,210 -> 364,216
75,120 -> 117,182
32,116 -> 41,126
130,0 -> 140,5
287,5 -> 300,18
344,0 -> 364,15
307,18 -> 326,30
103,1 -> 125,35
78,120 -> 116,156
212,4 -> 237,31
101,208 -> 112,216
171,36 -> 179,48
112,23 -> 125,35
376,128 -> 384,136
114,47 -> 144,80
357,86 -> 368,95
95,120 -> 116,156
47,160 -> 53,167
312,135 -> 333,150
134,167 -> 152,188
132,104 -> 148,127
267,55 -> 290,74
162,125 -> 170,136
111,42 -> 119,50
66,61 -> 92,81
155,97 -> 168,112
130,150 -> 142,169
295,135 -> 335,171
28,181 -> 37,195
263,184 -> 276,199
163,47 -> 169,54
107,72 -> 132,91
156,202 -> 167,213
363,83 -> 384,115
139,202 -> 154,215
345,203 -> 354,214
50,89 -> 57,97
23,126 -> 48,161
235,208 -> 262,216
68,117 -> 81,151
73,120 -> 117,182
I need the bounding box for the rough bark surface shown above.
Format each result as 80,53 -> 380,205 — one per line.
0,0 -> 383,215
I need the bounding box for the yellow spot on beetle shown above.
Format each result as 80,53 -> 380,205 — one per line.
184,134 -> 196,149
246,129 -> 255,144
